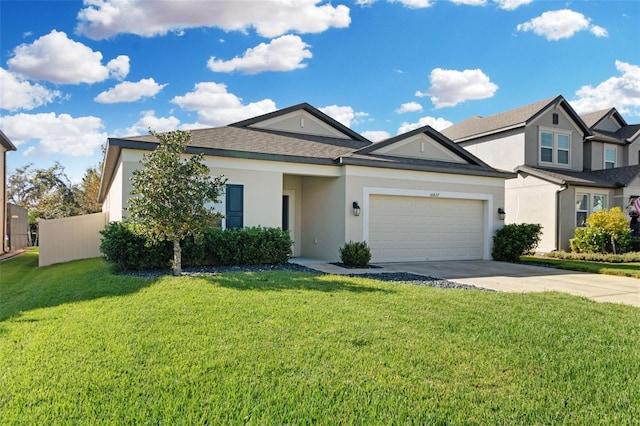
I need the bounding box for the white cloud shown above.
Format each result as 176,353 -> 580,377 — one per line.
171,82 -> 277,127
397,116 -> 453,134
392,0 -> 434,7
395,101 -> 423,114
416,67 -> 498,108
319,105 -> 368,128
590,25 -> 608,38
493,0 -> 532,10
361,130 -> 390,142
571,61 -> 640,118
125,110 -> 181,135
7,30 -> 130,84
208,35 -> 312,74
516,9 -> 606,41
0,68 -> 62,111
77,0 -> 351,39
94,78 -> 167,103
0,112 -> 106,156
450,0 -> 486,5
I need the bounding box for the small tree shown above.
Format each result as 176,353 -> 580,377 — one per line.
570,207 -> 631,254
128,130 -> 227,275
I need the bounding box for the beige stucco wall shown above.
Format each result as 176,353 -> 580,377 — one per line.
249,110 -> 350,139
525,108 -> 584,171
459,129 -> 525,172
505,174 -> 561,252
39,212 -> 109,267
375,134 -> 467,163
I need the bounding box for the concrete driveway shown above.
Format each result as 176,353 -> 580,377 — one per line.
381,260 -> 640,307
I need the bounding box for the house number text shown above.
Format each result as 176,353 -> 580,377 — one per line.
429,193 -> 440,197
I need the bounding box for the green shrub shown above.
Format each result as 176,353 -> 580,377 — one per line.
339,241 -> 372,267
492,223 -> 542,262
100,223 -> 292,271
569,207 -> 632,254
99,222 -> 171,272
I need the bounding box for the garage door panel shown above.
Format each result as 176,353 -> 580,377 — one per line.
369,195 -> 484,262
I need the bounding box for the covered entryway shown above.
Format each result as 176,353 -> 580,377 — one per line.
368,194 -> 485,262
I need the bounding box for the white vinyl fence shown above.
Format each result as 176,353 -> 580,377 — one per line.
39,212 -> 108,267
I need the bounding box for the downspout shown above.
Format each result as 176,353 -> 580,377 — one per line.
555,184 -> 569,251
2,150 -> 6,254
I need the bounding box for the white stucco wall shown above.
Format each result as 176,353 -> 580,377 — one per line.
459,129 -> 525,172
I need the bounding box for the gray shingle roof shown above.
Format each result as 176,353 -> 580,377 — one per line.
441,96 -> 559,141
517,164 -> 640,188
441,95 -> 591,142
579,108 -> 614,128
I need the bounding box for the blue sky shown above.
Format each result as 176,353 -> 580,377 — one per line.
1,0 -> 639,182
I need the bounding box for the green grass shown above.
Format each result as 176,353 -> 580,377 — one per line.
1,249 -> 639,424
521,255 -> 640,279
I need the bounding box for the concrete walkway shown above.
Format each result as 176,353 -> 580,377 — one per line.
290,258 -> 640,308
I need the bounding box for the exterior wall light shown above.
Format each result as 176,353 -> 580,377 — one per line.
352,201 -> 361,216
498,207 -> 506,221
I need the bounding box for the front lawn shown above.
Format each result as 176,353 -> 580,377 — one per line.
521,255 -> 640,279
1,249 -> 639,424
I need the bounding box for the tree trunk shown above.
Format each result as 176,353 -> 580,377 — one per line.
173,239 -> 182,276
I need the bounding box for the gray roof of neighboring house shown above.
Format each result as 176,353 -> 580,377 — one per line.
441,95 -> 591,142
581,107 -> 628,129
516,164 -> 640,189
0,130 -> 17,151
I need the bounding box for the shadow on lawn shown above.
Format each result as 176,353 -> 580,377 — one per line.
200,272 -> 395,294
0,250 -> 157,323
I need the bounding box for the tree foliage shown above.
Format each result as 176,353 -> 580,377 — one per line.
7,162 -> 102,245
570,207 -> 632,254
127,130 -> 226,275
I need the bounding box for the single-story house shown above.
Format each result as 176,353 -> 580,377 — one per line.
99,103 -> 513,263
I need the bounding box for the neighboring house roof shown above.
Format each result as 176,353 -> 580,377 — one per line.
580,108 -> 628,129
516,164 -> 640,189
99,103 -> 513,202
441,95 -> 591,142
0,130 -> 17,151
581,108 -> 640,145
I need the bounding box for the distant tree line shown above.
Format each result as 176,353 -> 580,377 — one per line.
7,162 -> 102,245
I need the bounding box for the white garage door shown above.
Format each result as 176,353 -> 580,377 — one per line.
369,195 -> 484,262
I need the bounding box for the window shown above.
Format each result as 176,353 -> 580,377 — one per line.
540,130 -> 571,166
576,193 -> 607,226
604,146 -> 616,169
576,194 -> 588,227
552,113 -> 559,125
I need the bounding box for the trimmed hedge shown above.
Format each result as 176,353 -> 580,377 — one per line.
545,250 -> 640,263
492,223 -> 542,262
100,222 -> 292,272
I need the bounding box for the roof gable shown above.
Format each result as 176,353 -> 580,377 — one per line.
355,125 -> 490,167
580,108 -> 627,130
442,95 -> 591,142
230,103 -> 369,142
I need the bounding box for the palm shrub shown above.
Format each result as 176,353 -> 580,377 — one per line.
570,207 -> 631,254
492,223 -> 542,262
339,241 -> 372,267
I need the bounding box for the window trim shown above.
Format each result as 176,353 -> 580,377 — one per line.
604,145 -> 616,169
576,192 -> 608,227
539,128 -> 571,167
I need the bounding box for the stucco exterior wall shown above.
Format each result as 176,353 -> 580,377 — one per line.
299,175 -> 345,261
1,144 -> 7,252
459,129 -> 524,172
526,108 -> 584,171
505,174 -> 560,252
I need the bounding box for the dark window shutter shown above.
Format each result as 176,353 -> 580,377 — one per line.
226,184 -> 243,229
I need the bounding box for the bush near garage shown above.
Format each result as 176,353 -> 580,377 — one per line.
100,222 -> 292,272
339,241 -> 372,267
492,223 -> 542,262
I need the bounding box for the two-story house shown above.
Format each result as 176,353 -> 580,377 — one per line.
441,95 -> 640,252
